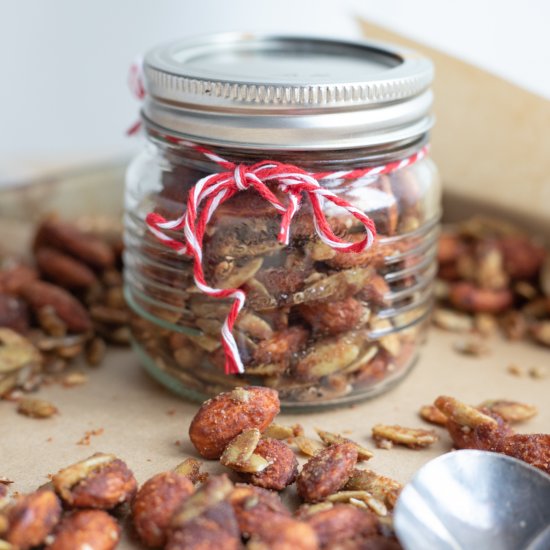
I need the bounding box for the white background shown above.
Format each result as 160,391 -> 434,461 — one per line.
1,0 -> 549,180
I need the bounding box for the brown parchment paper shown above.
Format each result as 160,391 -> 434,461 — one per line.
1,330 -> 549,548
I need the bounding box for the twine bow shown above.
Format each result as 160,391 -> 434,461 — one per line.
146,139 -> 380,375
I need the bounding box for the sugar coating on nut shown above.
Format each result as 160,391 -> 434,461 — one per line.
304,503 -> 378,548
436,395 -> 550,474
44,510 -> 120,550
298,297 -> 367,336
496,433 -> 550,474
132,471 -> 195,548
5,490 -> 61,550
188,387 -> 280,459
228,484 -> 290,539
247,514 -> 319,550
297,442 -> 358,503
167,500 -> 241,550
241,438 -> 298,491
167,475 -> 240,550
52,453 -> 137,509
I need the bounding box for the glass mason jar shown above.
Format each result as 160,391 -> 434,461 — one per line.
124,34 -> 440,409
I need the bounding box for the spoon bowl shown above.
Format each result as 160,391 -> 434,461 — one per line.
394,450 -> 550,550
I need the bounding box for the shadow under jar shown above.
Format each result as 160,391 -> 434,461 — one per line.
124,33 -> 441,409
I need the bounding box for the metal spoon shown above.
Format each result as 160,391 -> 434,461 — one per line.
394,450 -> 550,550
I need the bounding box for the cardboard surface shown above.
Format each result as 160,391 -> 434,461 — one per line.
359,19 -> 550,234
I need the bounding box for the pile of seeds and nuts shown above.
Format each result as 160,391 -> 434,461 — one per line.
2,386 -> 546,550
0,217 -> 130,414
127,159 -> 439,405
434,217 -> 550,349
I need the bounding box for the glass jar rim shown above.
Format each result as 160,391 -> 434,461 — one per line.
142,33 -> 434,150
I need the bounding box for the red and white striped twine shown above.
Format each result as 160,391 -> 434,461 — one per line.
128,61 -> 428,375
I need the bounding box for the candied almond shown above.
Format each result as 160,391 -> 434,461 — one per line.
188,386 -> 280,459
359,274 -> 391,308
19,280 -> 92,333
229,483 -> 290,538
255,266 -> 307,296
495,433 -> 550,475
448,282 -> 513,314
168,475 -> 240,550
34,219 -> 115,270
241,438 -> 298,491
45,510 -> 120,550
132,471 -> 194,548
247,514 -> 319,550
435,396 -> 513,451
437,232 -> 466,264
5,490 -> 61,549
171,474 -> 233,527
0,259 -> 38,295
304,503 -> 378,548
298,297 -> 367,336
253,327 -> 308,366
498,235 -> 546,280
35,248 -> 97,289
372,425 -> 438,449
52,453 -> 137,509
167,501 -> 240,550
437,397 -> 549,474
297,442 -> 358,503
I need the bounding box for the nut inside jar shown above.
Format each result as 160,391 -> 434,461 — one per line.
125,141 -> 439,408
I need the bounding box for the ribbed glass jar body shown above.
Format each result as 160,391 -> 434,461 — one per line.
124,134 -> 440,409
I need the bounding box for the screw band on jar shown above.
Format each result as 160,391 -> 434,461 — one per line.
142,133 -> 428,375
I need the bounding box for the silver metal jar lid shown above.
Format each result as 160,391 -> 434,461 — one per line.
142,33 -> 434,150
